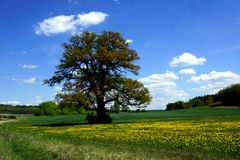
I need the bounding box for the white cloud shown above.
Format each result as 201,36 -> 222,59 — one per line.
76,11 -> 108,28
35,15 -> 76,36
126,39 -> 133,44
11,78 -> 21,82
22,77 -> 36,84
19,64 -> 37,69
179,68 -> 196,75
11,77 -> 37,84
113,0 -> 120,4
170,53 -> 206,67
0,100 -> 21,106
0,97 -> 45,106
139,71 -> 188,110
34,96 -> 43,104
191,71 -> 239,82
54,86 -> 62,91
68,0 -> 79,4
35,11 -> 108,36
10,51 -> 27,55
190,71 -> 240,94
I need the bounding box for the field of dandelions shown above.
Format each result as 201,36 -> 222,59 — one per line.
0,108 -> 239,160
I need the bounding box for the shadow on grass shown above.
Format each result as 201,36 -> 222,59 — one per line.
32,121 -> 137,127
32,122 -> 87,127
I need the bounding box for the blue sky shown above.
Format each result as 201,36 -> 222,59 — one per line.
0,0 -> 240,109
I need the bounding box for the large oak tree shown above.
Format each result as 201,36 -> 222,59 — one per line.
44,31 -> 151,123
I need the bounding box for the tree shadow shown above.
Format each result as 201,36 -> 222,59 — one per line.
33,122 -> 87,127
32,121 -> 137,127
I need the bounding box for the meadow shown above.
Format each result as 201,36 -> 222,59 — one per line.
0,107 -> 239,160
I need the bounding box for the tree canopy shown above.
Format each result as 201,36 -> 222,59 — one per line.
44,31 -> 151,123
214,84 -> 240,106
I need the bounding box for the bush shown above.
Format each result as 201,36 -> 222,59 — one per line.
58,102 -> 86,115
35,101 -> 60,116
136,108 -> 141,112
166,101 -> 185,110
8,115 -> 17,119
61,107 -> 73,115
85,111 -> 98,124
85,111 -> 112,124
2,115 -> 17,119
78,108 -> 86,114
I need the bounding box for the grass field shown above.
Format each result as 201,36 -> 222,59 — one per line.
0,107 -> 239,160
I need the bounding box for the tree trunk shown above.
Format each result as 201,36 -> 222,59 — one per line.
96,97 -> 112,123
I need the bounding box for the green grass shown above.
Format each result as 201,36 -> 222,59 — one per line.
18,107 -> 240,124
0,107 -> 240,160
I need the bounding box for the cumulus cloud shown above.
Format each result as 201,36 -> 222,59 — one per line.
35,11 -> 108,36
22,77 -> 36,84
190,71 -> 240,94
139,71 -> 188,110
19,64 -> 37,69
191,71 -> 240,82
0,97 -> 46,106
12,77 -> 36,84
76,11 -> 108,28
170,53 -> 206,67
113,0 -> 120,4
126,39 -> 133,44
35,15 -> 75,36
179,68 -> 196,75
0,100 -> 21,106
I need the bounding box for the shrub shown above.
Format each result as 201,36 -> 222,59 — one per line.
58,101 -> 86,115
85,111 -> 112,124
35,101 -> 60,116
85,111 -> 98,124
1,115 -> 17,119
136,108 -> 141,112
78,108 -> 86,114
166,101 -> 185,110
8,115 -> 17,119
61,107 -> 73,115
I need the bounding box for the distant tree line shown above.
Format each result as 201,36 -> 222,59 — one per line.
166,84 -> 240,110
0,104 -> 36,114
34,100 -> 143,116
214,84 -> 240,106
